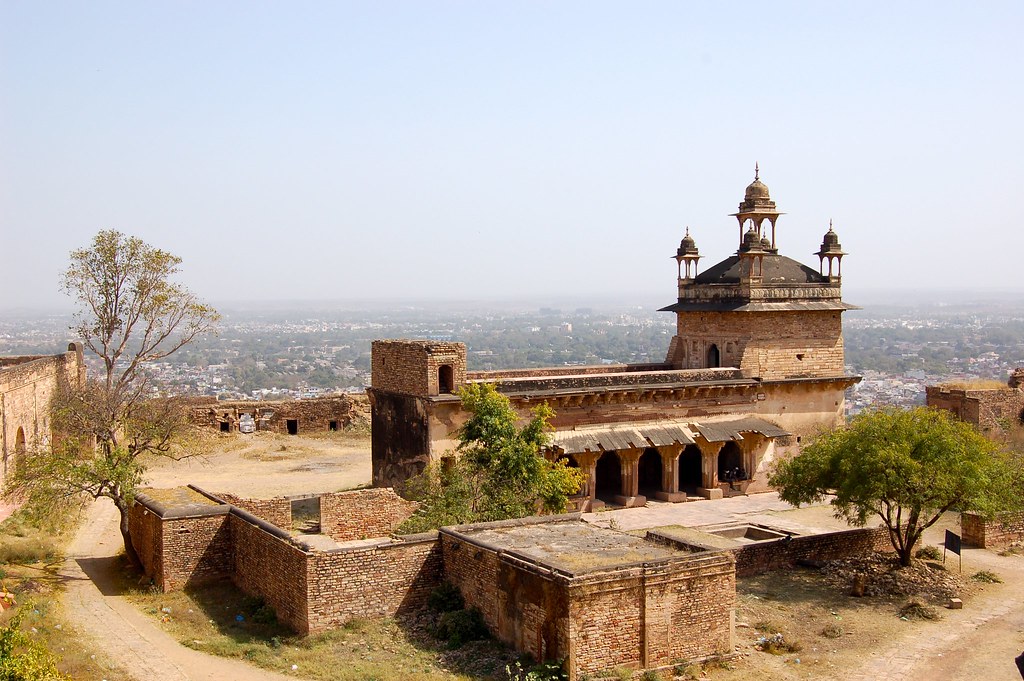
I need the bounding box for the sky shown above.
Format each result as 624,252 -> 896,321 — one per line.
2,2 -> 1022,311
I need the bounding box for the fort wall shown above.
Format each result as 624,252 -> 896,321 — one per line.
926,383 -> 1024,433
0,344 -> 86,488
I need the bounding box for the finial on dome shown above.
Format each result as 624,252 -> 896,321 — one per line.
754,162 -> 759,181
828,218 -> 834,232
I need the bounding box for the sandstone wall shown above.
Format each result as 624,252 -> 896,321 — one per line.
671,310 -> 844,380
926,385 -> 1024,433
0,344 -> 85,487
369,390 -> 432,488
962,512 -> 1024,548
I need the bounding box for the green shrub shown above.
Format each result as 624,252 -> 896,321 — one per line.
971,570 -> 1002,583
428,581 -> 464,613
505,658 -> 568,681
0,604 -> 67,680
436,608 -> 489,648
915,545 -> 942,561
899,601 -> 940,620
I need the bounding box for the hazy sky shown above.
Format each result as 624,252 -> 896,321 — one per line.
2,2 -> 1022,311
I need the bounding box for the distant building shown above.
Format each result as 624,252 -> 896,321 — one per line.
369,168 -> 860,508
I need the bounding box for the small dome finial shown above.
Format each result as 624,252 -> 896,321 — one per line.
754,162 -> 760,181
828,218 -> 834,232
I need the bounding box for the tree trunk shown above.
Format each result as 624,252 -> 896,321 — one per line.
116,501 -> 142,569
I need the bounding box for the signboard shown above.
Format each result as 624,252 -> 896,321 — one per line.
945,530 -> 962,556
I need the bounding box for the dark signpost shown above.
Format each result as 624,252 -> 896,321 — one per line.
944,529 -> 962,573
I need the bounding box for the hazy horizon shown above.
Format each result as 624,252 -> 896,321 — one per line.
3,2 -> 1022,309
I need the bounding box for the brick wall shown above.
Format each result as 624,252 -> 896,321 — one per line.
306,535 -> 443,632
483,367 -> 744,394
369,390 -> 432,488
213,492 -> 292,530
442,525 -> 736,680
371,340 -> 466,396
670,310 -> 844,379
320,488 -> 418,541
962,512 -> 1024,548
129,492 -> 233,592
229,512 -> 311,634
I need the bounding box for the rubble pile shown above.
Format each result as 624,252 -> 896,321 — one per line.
821,553 -> 966,600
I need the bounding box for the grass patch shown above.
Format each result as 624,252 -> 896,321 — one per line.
898,600 -> 940,621
820,623 -> 844,639
754,632 -> 802,655
971,570 -> 1002,583
125,578 -> 517,679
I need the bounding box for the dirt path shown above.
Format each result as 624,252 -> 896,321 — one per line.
59,433 -> 372,681
61,498 -> 297,681
846,522 -> 1024,681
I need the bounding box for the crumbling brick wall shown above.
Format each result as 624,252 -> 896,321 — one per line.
190,394 -> 369,434
0,343 -> 86,488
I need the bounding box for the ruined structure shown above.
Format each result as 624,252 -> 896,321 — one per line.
0,343 -> 86,489
928,369 -> 1024,548
131,486 -> 892,679
369,169 -> 860,508
926,369 -> 1024,434
189,394 -> 369,435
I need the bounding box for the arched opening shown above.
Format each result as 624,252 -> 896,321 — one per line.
718,442 -> 744,484
438,365 -> 454,394
595,451 -> 622,502
637,448 -> 662,497
10,427 -> 27,474
678,445 -> 702,493
707,344 -> 720,368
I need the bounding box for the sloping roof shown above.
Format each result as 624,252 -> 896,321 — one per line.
692,417 -> 790,443
549,417 -> 789,455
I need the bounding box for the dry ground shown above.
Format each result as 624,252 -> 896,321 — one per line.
31,431 -> 1024,681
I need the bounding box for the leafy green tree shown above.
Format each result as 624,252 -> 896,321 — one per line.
3,230 -> 218,566
0,605 -> 67,681
770,407 -> 1022,566
399,383 -> 583,533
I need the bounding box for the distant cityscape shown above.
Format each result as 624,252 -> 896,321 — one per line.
2,299 -> 1022,416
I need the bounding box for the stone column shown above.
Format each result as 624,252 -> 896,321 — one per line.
655,445 -> 686,502
696,440 -> 724,500
613,448 -> 645,508
575,451 -> 601,512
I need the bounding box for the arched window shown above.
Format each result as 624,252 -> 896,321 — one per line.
438,364 -> 454,394
707,344 -> 720,368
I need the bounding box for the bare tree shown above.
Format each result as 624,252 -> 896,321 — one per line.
4,230 -> 218,565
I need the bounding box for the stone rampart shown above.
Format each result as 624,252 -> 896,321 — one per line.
320,487 -> 418,541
